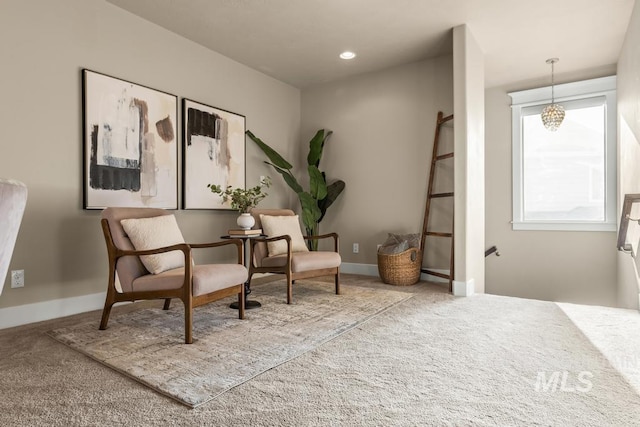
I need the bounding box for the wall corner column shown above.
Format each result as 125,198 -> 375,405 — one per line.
453,24 -> 485,295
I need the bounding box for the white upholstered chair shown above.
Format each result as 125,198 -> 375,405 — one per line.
100,207 -> 247,344
0,178 -> 28,295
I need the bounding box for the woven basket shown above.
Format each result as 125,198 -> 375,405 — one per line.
377,247 -> 421,286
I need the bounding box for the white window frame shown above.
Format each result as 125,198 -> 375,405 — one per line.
509,76 -> 617,232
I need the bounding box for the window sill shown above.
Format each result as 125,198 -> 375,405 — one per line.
511,221 -> 616,232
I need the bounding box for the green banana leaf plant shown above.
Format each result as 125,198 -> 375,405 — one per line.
246,129 -> 346,250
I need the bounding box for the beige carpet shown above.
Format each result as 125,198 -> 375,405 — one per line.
47,280 -> 411,408
558,302 -> 640,396
2,275 -> 640,426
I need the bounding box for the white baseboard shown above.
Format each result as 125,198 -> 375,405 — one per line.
341,263 -> 451,284
419,269 -> 451,284
453,279 -> 475,297
0,264 -> 458,330
0,291 -> 107,330
0,274 -> 306,330
340,262 -> 379,276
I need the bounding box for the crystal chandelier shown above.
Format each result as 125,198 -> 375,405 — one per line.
541,58 -> 565,131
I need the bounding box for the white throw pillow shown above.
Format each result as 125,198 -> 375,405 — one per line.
121,215 -> 186,274
260,214 -> 309,256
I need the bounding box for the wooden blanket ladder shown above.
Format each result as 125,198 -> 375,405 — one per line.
420,111 -> 454,291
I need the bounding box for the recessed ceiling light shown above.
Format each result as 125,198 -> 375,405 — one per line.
339,51 -> 356,60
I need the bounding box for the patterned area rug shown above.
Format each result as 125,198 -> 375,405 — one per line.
47,280 -> 412,408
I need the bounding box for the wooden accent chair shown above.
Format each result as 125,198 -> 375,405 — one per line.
248,209 -> 341,304
100,207 -> 247,344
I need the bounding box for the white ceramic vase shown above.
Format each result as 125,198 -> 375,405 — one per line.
237,212 -> 255,230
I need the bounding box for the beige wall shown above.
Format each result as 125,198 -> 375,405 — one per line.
617,0 -> 640,309
485,67 -> 619,306
453,25 -> 485,294
0,0 -> 300,309
300,55 -> 454,266
2,0 -> 635,317
484,1 -> 639,308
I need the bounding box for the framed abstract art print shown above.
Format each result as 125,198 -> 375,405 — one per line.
82,69 -> 178,209
182,98 -> 246,209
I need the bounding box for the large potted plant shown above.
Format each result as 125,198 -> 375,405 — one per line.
246,129 -> 345,249
208,176 -> 271,229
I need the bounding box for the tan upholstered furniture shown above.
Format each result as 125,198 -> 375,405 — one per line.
0,179 -> 28,295
100,207 -> 247,344
248,208 -> 341,304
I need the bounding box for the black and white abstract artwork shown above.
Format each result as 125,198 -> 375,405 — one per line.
83,69 -> 178,209
182,99 -> 246,210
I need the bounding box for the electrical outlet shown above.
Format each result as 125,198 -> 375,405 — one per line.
11,270 -> 24,288
353,243 -> 359,253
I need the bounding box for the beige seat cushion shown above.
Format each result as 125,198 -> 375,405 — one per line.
132,264 -> 248,296
260,214 -> 309,256
261,251 -> 341,272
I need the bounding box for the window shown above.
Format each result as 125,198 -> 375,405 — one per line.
509,76 -> 616,231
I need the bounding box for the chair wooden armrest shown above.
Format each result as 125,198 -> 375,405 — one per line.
248,235 -> 292,267
303,233 -> 339,252
190,239 -> 244,265
257,235 -> 291,244
113,242 -> 191,259
303,233 -> 338,240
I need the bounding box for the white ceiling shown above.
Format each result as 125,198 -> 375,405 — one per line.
106,0 -> 635,89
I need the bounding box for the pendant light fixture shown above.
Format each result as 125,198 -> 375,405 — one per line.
541,58 -> 565,131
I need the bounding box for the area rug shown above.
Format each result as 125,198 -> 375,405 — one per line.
47,280 -> 412,408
